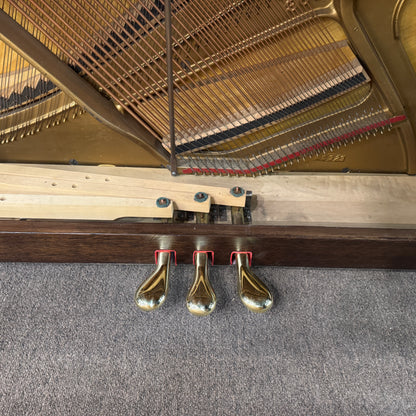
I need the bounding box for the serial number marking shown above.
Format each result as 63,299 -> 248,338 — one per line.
314,153 -> 346,162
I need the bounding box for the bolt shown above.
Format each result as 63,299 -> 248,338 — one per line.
230,186 -> 245,197
156,197 -> 171,208
194,192 -> 208,202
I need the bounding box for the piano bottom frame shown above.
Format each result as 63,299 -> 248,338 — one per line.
0,220 -> 415,269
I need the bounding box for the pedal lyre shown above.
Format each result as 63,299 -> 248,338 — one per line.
135,250 -> 172,311
233,252 -> 273,313
187,251 -> 216,316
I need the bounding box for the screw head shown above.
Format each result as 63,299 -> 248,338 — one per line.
194,192 -> 208,202
230,186 -> 245,197
156,197 -> 171,208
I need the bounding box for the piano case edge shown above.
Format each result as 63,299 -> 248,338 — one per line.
0,220 -> 415,269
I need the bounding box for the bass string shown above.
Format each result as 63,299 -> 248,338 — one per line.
30,0 -> 174,134
176,0 -> 374,171
122,0 -> 247,141
6,0 -> 165,140
50,0 -> 237,145
179,0 -> 324,158
121,0 -> 273,153
2,0 -> 377,171
79,0 -> 218,139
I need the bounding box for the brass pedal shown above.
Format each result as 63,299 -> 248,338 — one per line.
186,251 -> 216,316
232,251 -> 273,313
134,250 -> 174,311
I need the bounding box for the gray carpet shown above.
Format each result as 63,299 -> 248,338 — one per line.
1,262 -> 416,415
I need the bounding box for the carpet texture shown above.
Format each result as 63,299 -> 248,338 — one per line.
1,263 -> 416,415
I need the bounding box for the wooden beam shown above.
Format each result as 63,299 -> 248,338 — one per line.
0,220 -> 415,269
0,165 -> 245,211
0,194 -> 173,220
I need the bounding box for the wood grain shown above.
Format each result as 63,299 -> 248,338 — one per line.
0,220 -> 414,269
1,166 -> 415,227
4,164 -> 245,208
0,164 -> 250,217
51,168 -> 416,228
0,194 -> 173,220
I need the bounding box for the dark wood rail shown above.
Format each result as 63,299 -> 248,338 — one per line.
0,220 -> 415,269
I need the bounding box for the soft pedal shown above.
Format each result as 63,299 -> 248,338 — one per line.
135,250 -> 171,311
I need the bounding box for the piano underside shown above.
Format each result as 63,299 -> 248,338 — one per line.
0,0 -> 415,314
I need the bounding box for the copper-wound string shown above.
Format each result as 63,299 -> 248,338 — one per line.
132,0 -> 272,152
109,0 -> 244,142
181,0 -> 320,153
6,0 -> 216,148
26,0 -> 178,136
87,0 -> 249,146
94,0 -> 225,137
10,0 -> 165,139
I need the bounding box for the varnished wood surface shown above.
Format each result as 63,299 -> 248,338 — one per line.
0,220 -> 415,269
14,168 -> 414,228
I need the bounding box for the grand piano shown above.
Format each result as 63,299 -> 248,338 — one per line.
0,0 -> 415,314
